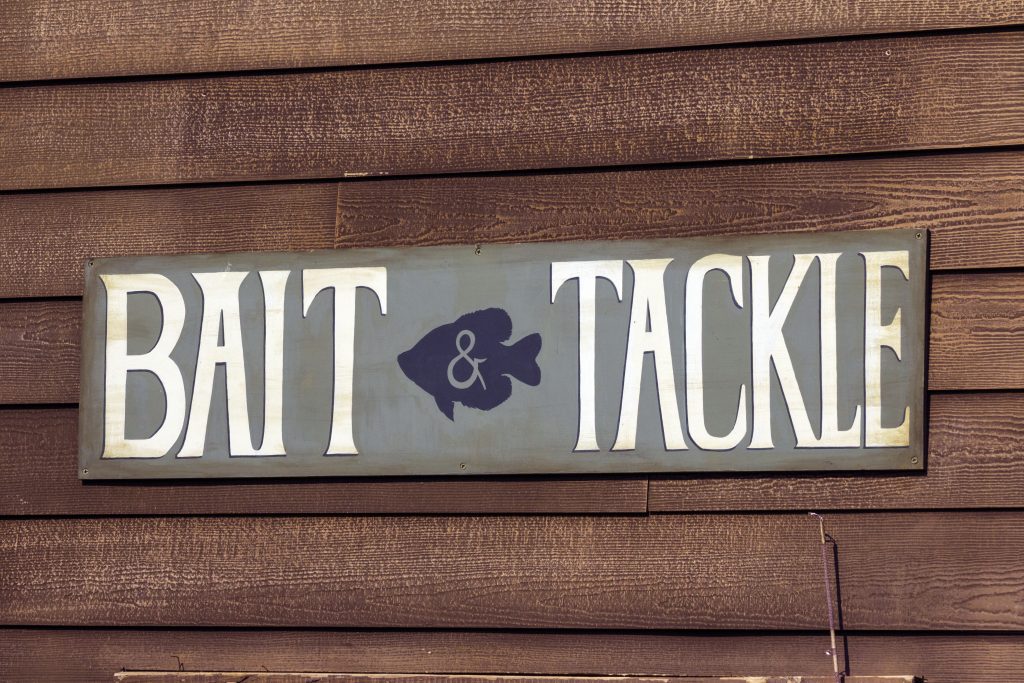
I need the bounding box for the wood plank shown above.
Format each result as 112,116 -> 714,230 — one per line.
3,0 -> 1020,82
0,408 -> 645,515
648,392 -> 1024,511
4,393 -> 1024,515
2,512 -> 1022,630
337,149 -> 1024,272
0,630 -> 1015,683
4,152 -> 1023,300
1,271 -> 1018,406
1,31 -> 1022,190
0,300 -> 79,404
0,182 -> 337,298
115,675 -> 914,683
930,272 -> 1024,390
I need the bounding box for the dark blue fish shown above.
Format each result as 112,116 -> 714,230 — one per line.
397,308 -> 541,420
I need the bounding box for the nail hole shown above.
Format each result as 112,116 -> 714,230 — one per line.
459,463 -> 467,470
82,469 -> 89,475
915,232 -> 922,239
474,245 -> 481,255
885,49 -> 891,56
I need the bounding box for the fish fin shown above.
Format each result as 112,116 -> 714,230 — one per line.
435,395 -> 456,421
464,307 -> 512,341
506,333 -> 542,386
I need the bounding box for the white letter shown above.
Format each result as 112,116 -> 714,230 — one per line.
612,259 -> 686,452
257,270 -> 289,456
303,267 -> 387,455
749,254 -> 819,448
862,250 -> 910,447
817,254 -> 862,447
551,260 -> 623,452
100,273 -> 186,458
180,272 -> 273,457
685,254 -> 747,450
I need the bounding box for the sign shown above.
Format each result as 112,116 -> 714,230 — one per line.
79,229 -> 926,479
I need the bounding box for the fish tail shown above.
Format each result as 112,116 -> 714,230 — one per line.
506,333 -> 542,386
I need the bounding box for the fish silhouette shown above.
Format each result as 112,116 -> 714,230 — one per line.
397,308 -> 542,420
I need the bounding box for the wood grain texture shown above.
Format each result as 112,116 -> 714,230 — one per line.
1,271 -> 1017,406
2,512 -> 1022,630
1,630 -> 1015,683
3,0 -> 1021,82
4,151 -> 1023,300
337,150 -> 1024,272
0,408 -> 645,515
2,31 -> 1022,190
0,183 -> 337,298
3,394 -> 1023,515
930,273 -> 1024,390
648,393 -> 1024,511
0,300 -> 79,403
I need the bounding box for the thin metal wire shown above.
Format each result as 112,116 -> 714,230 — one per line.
809,512 -> 842,683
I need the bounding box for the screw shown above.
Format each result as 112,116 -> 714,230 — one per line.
82,469 -> 89,475
916,232 -> 922,239
459,463 -> 467,470
474,245 -> 481,255
911,457 -> 919,464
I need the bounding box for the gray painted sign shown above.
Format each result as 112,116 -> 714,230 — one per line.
79,229 -> 926,479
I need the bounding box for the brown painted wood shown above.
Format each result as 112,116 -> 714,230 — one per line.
3,152 -> 1023,300
0,183 -> 337,298
0,630 -> 1012,683
0,300 -> 79,404
1,271 -> 1017,405
337,149 -> 1024,272
3,0 -> 1020,82
115,675 -> 914,683
0,408 -> 645,515
929,272 -> 1024,390
1,31 -> 1022,190
3,393 -> 1023,515
648,392 -> 1024,511
2,512 -> 1022,630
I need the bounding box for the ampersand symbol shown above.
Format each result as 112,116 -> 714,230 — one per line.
447,329 -> 487,390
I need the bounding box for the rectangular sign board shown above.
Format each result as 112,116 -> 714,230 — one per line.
79,229 -> 926,479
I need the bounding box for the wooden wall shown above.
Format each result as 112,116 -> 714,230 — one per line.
2,2 -> 1023,681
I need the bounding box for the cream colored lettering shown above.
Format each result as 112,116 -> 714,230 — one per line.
685,254 -> 747,451
612,259 -> 687,452
862,250 -> 911,447
550,260 -> 623,452
100,273 -> 187,459
303,267 -> 388,455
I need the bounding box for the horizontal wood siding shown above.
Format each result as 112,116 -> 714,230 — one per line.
1,31 -> 1022,190
2,6 -> 1023,681
336,150 -> 1024,272
3,1 -> 1021,81
4,630 -> 1014,683
0,183 -> 338,298
3,513 -> 1023,630
1,149 -> 1023,298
